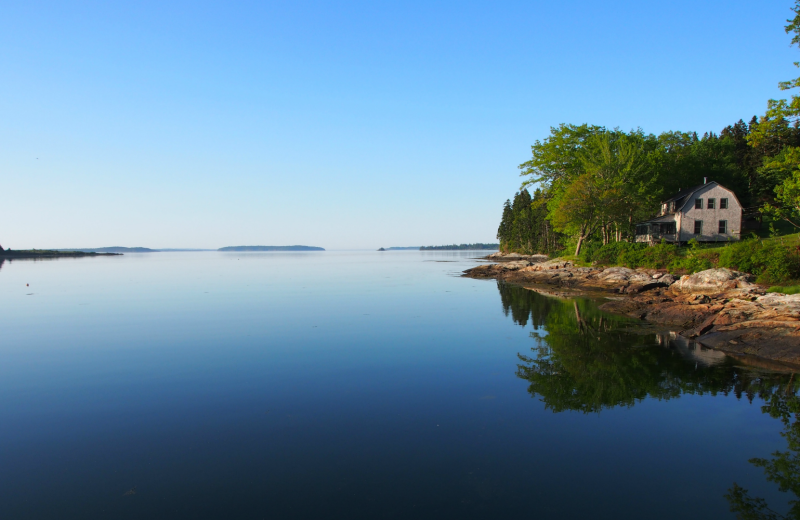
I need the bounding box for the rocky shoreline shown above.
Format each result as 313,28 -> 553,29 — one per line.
465,253 -> 800,365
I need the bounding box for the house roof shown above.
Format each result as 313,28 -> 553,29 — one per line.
639,214 -> 677,224
662,183 -> 713,203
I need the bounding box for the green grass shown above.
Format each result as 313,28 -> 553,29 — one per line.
766,285 -> 800,295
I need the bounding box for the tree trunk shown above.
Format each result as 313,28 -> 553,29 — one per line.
575,234 -> 585,256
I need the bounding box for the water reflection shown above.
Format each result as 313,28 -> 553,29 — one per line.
501,281 -> 753,413
726,389 -> 800,519
497,281 -> 800,517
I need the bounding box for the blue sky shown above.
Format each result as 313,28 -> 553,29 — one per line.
2,0 -> 797,249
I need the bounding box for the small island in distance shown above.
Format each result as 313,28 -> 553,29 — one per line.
378,244 -> 499,251
59,247 -> 157,253
218,246 -> 325,252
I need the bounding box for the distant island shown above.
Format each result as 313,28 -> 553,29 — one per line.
58,247 -> 157,253
218,246 -> 325,252
0,245 -> 120,259
383,246 -> 420,250
420,243 -> 499,250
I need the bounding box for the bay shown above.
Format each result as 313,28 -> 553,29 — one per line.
0,251 -> 795,519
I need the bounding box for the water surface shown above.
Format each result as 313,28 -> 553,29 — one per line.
0,251 -> 797,519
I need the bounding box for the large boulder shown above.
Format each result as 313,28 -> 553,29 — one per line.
670,268 -> 756,295
695,293 -> 800,364
487,252 -> 550,263
520,259 -> 573,272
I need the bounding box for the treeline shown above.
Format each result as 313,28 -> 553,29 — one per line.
497,118 -> 800,255
498,2 -> 800,256
420,243 -> 499,250
497,189 -> 563,255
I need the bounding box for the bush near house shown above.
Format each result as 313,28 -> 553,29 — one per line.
573,236 -> 800,284
579,241 -> 682,270
715,237 -> 800,284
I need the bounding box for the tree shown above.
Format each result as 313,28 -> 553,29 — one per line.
748,1 -> 800,214
578,130 -> 658,242
496,199 -> 513,250
519,123 -> 603,193
549,174 -> 610,256
763,156 -> 800,228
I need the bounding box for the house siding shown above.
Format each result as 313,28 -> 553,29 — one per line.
678,184 -> 741,242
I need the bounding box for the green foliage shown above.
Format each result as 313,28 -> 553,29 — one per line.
667,238 -> 716,273
764,166 -> 800,229
768,285 -> 800,294
580,241 -> 643,265
496,189 -> 563,254
496,0 -> 800,265
717,238 -> 800,284
617,240 -> 681,269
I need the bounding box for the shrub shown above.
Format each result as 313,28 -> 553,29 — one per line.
668,239 -> 716,274
717,239 -> 800,284
767,285 -> 800,294
618,240 -> 681,269
582,241 -> 644,265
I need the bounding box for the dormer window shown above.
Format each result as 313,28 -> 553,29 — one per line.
695,199 -> 703,209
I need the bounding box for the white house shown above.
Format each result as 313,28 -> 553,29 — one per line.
635,180 -> 742,244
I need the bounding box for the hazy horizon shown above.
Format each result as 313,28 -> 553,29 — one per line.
3,1 -> 795,249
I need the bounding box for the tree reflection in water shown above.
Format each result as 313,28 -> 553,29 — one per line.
497,281 -> 800,518
725,388 -> 800,520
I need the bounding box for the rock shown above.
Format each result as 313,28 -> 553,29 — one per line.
523,259 -> 574,271
670,268 -> 755,295
461,264 -> 504,278
503,260 -> 532,270
687,294 -> 711,305
659,274 -> 676,285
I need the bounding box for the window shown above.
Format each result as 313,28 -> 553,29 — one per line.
636,225 -> 648,236
720,198 -> 728,209
695,199 -> 703,209
719,220 -> 727,234
694,220 -> 703,234
708,198 -> 715,209
659,223 -> 676,235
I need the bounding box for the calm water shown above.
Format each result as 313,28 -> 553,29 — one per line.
1,251 -> 797,519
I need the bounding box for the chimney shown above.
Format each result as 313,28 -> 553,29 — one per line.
704,177 -> 707,184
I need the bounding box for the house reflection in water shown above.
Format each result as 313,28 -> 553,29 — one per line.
655,331 -> 728,367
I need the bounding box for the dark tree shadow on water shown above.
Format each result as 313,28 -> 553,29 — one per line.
496,281 -> 800,517
725,386 -> 800,520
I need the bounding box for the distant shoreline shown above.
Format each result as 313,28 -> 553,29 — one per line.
0,250 -> 121,259
218,246 -> 325,252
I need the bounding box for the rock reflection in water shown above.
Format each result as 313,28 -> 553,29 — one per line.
497,281 -> 800,517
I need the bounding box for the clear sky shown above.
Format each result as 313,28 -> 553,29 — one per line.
2,1 -> 797,249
